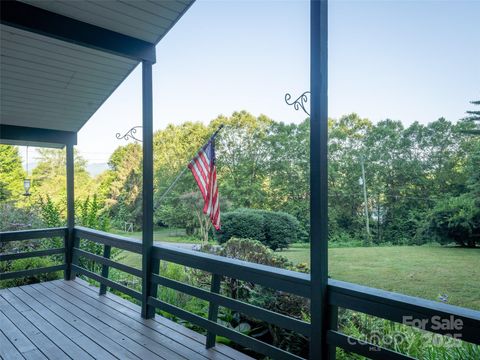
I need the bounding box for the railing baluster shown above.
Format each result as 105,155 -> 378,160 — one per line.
146,258 -> 160,318
328,305 -> 338,360
206,273 -> 221,349
63,229 -> 69,280
69,236 -> 80,280
99,244 -> 112,295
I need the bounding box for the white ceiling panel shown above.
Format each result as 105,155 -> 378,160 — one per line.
1,1 -> 194,139
19,0 -> 193,43
0,24 -> 139,132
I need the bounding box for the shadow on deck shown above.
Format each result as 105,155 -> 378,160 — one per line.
0,279 -> 253,360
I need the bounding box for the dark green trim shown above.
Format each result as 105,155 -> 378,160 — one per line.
74,226 -> 142,253
99,245 -> 112,295
0,227 -> 66,242
141,60 -> 154,319
74,248 -> 142,278
206,273 -> 221,348
71,264 -> 142,301
65,144 -> 75,280
310,0 -> 329,358
328,279 -> 480,345
152,274 -> 310,336
0,264 -> 66,280
0,0 -> 156,63
0,248 -> 64,261
0,125 -> 76,147
151,245 -> 310,297
147,296 -> 304,360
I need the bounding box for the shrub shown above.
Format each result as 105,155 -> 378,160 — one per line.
216,208 -> 304,250
429,194 -> 479,248
0,257 -> 61,288
200,238 -> 310,357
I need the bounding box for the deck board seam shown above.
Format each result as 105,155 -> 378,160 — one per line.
55,280 -> 227,360
6,287 -> 115,360
0,296 -> 71,360
36,282 -> 188,360
0,292 -> 93,360
0,327 -> 26,360
65,279 -> 250,360
0,310 -> 38,356
17,284 -> 150,360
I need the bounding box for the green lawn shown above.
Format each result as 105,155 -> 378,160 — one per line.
116,237 -> 480,310
111,227 -> 199,243
279,244 -> 480,310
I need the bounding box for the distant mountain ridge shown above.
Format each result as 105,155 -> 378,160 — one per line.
24,162 -> 108,177
87,163 -> 109,177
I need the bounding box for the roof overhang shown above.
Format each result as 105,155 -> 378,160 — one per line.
0,0 -> 194,147
0,124 -> 77,149
1,1 -> 156,63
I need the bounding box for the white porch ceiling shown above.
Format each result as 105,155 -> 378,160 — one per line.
0,0 -> 193,135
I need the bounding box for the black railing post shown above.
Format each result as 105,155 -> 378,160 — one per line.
65,143 -> 75,280
146,258 -> 160,318
206,273 -> 221,348
99,244 -> 112,295
310,0 -> 329,359
141,59 -> 155,318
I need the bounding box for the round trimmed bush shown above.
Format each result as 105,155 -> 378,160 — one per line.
216,208 -> 304,250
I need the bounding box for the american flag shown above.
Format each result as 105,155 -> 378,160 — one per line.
188,136 -> 221,230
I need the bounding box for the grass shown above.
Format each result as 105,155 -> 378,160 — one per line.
278,243 -> 480,310
115,234 -> 480,310
110,227 -> 200,243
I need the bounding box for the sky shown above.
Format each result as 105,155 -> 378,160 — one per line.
23,0 -> 480,165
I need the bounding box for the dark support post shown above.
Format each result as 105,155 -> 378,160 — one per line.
65,143 -> 75,280
206,273 -> 221,348
99,245 -> 112,295
141,60 -> 154,319
310,0 -> 328,359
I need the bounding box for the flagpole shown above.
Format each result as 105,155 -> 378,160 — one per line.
155,124 -> 224,206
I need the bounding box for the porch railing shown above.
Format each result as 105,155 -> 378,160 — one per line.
1,226 -> 479,360
0,227 -> 67,281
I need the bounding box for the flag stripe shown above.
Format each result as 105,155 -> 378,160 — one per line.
189,139 -> 220,230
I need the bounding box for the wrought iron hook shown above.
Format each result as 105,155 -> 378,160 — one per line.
285,91 -> 311,116
116,126 -> 143,142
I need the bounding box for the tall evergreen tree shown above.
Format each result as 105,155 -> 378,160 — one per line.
462,99 -> 480,135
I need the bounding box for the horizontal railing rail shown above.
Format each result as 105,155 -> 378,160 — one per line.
152,244 -> 311,297
327,279 -> 480,359
72,226 -> 142,298
0,227 -> 67,242
2,227 -> 479,360
0,227 -> 67,281
74,226 -> 142,254
151,243 -> 310,360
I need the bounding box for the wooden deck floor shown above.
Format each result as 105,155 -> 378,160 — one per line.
0,279 -> 253,360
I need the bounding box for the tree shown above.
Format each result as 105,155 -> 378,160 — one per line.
462,99 -> 480,135
212,111 -> 272,209
429,194 -> 479,247
31,148 -> 94,212
0,145 -> 25,203
266,120 -> 310,230
99,143 -> 142,228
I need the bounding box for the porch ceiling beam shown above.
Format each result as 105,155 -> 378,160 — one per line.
0,124 -> 77,147
0,0 -> 156,63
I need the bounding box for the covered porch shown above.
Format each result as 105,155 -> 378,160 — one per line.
0,278 -> 250,360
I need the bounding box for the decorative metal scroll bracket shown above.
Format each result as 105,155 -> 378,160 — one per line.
285,91 -> 311,116
116,126 -> 143,142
